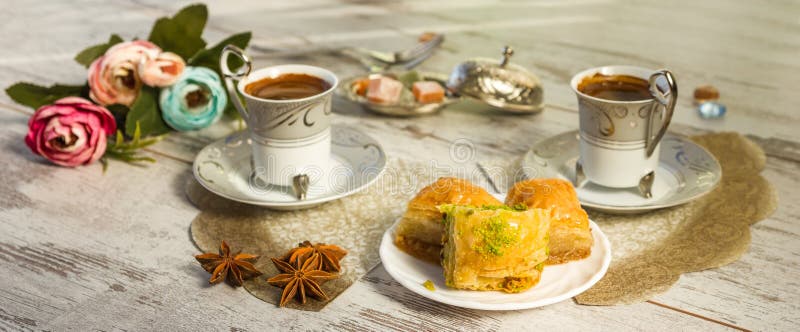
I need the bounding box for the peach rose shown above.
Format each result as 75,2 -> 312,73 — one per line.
25,97 -> 116,167
139,51 -> 186,87
87,40 -> 161,106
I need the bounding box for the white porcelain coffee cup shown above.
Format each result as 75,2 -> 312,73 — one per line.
220,46 -> 338,190
570,65 -> 677,198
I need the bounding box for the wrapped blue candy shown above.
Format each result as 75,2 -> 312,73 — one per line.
159,67 -> 227,131
698,101 -> 726,119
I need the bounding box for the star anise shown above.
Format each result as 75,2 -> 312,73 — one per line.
195,241 -> 262,286
267,253 -> 337,306
282,240 -> 348,272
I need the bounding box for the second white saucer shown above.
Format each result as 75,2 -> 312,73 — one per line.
521,130 -> 721,214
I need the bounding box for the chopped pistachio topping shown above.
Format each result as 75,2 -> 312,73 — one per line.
472,215 -> 520,256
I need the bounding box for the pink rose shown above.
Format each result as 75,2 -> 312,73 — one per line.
25,97 -> 116,167
139,51 -> 185,87
87,40 -> 161,106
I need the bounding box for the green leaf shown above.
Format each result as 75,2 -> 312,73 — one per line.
74,34 -> 123,68
224,102 -> 241,119
125,87 -> 170,137
148,4 -> 208,59
132,119 -> 143,142
109,122 -> 163,150
105,104 -> 129,130
188,31 -> 251,74
104,122 -> 162,169
5,83 -> 87,110
100,157 -> 109,173
106,104 -> 129,116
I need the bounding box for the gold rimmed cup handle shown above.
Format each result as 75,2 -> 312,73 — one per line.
645,69 -> 678,157
220,45 -> 253,123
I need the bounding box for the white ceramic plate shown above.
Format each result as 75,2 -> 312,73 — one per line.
521,130 -> 721,214
379,218 -> 611,310
193,125 -> 386,210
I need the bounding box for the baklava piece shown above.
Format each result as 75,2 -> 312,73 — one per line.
438,204 -> 551,293
394,177 -> 502,263
505,179 -> 593,264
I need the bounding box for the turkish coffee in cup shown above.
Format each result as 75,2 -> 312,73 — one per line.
577,73 -> 652,102
244,73 -> 332,100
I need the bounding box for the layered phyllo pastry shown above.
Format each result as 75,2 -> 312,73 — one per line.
505,179 -> 593,264
438,204 -> 551,293
394,177 -> 502,263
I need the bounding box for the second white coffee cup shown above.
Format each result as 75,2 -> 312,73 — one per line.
570,65 -> 677,197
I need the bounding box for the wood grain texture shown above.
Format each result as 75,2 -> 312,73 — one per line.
0,0 -> 798,330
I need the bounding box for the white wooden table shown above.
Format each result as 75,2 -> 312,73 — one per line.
1,1 -> 798,331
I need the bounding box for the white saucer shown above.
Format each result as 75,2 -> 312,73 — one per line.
521,130 -> 721,214
193,125 -> 386,210
379,217 -> 611,310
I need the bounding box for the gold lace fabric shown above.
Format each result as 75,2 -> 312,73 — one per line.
188,132 -> 777,309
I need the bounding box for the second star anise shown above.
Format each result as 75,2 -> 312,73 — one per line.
267,253 -> 337,307
282,240 -> 348,272
195,241 -> 262,286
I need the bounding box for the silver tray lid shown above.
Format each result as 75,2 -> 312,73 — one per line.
446,46 -> 544,113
